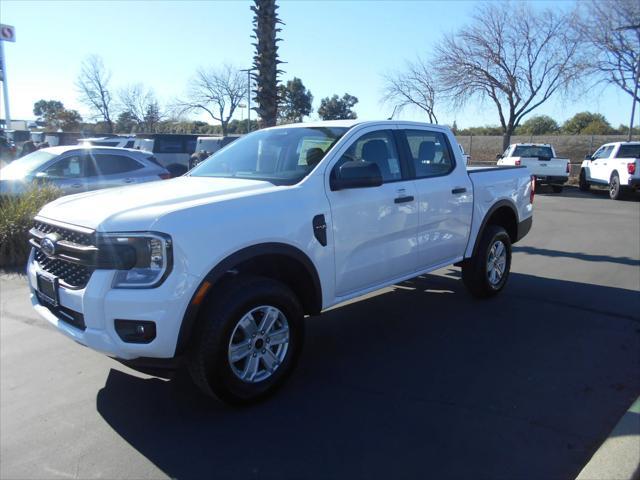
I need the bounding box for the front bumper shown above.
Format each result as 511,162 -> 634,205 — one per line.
27,249 -> 199,360
534,175 -> 568,185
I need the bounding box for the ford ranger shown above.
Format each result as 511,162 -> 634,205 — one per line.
579,141 -> 640,200
27,120 -> 534,404
497,143 -> 569,193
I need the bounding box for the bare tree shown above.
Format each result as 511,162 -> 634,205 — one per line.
76,55 -> 115,133
575,0 -> 639,102
434,2 -> 587,150
382,57 -> 438,123
176,64 -> 247,136
119,84 -> 163,132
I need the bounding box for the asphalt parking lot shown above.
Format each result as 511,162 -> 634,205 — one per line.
1,186 -> 639,480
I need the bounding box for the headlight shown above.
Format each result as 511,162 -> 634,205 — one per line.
100,233 -> 173,288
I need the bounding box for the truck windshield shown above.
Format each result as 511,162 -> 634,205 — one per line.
616,144 -> 640,158
512,145 -> 554,159
189,127 -> 348,185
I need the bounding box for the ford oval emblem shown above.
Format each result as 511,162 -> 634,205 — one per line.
41,235 -> 58,257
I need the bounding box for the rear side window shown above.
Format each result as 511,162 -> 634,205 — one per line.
616,144 -> 640,158
403,130 -> 454,178
86,154 -> 144,176
125,140 -> 135,148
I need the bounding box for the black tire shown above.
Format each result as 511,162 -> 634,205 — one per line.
167,163 -> 188,178
462,225 -> 512,299
609,172 -> 623,200
579,169 -> 590,191
551,185 -> 563,193
188,275 -> 304,405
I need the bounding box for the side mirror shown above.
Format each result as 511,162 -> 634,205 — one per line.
496,154 -> 502,160
330,160 -> 383,191
584,154 -> 592,160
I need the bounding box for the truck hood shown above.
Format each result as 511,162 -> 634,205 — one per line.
37,176 -> 276,231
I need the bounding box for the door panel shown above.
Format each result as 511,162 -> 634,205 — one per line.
327,128 -> 419,296
398,129 -> 473,268
330,181 -> 418,296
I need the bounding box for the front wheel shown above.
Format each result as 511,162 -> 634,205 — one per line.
462,225 -> 512,299
579,169 -> 590,191
188,275 -> 304,405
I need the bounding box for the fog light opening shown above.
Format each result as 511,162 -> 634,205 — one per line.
114,319 -> 157,344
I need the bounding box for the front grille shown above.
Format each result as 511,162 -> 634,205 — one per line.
33,220 -> 94,245
35,292 -> 86,330
34,250 -> 93,288
32,220 -> 96,289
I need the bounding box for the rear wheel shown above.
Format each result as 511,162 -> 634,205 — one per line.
579,169 -> 590,191
609,172 -> 623,200
188,275 -> 304,405
551,185 -> 563,193
462,225 -> 512,299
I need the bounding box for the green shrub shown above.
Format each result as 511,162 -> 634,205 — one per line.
0,184 -> 62,268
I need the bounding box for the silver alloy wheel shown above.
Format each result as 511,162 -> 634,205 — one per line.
227,305 -> 290,383
486,240 -> 507,286
610,176 -> 619,198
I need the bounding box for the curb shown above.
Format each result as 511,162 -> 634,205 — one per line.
576,397 -> 640,480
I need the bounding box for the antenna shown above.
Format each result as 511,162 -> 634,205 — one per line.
388,105 -> 399,121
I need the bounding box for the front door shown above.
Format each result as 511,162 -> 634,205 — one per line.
326,128 -> 419,297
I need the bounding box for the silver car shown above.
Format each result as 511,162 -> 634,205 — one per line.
0,146 -> 170,195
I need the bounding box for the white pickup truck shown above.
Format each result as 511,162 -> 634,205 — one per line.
579,141 -> 640,200
26,120 -> 534,404
497,143 -> 570,193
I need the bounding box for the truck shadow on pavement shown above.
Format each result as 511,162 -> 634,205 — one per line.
96,271 -> 640,480
547,185 -> 640,202
512,245 -> 640,267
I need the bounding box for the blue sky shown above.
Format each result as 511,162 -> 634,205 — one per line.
0,0 -> 636,128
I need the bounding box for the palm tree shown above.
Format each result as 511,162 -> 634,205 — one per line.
251,0 -> 284,127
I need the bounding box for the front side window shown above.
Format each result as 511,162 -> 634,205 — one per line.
191,127 -> 348,185
334,130 -> 402,183
593,146 -> 613,159
402,129 -> 454,178
44,155 -> 85,178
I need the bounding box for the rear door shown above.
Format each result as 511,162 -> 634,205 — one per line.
85,152 -> 146,190
397,128 -> 473,268
326,127 -> 419,296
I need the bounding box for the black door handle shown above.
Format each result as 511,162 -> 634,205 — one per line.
394,195 -> 414,204
451,187 -> 467,194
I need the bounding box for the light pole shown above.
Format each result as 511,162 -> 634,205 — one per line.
240,68 -> 256,133
615,24 -> 640,142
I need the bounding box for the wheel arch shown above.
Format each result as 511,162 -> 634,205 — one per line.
175,242 -> 322,355
470,200 -> 519,258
